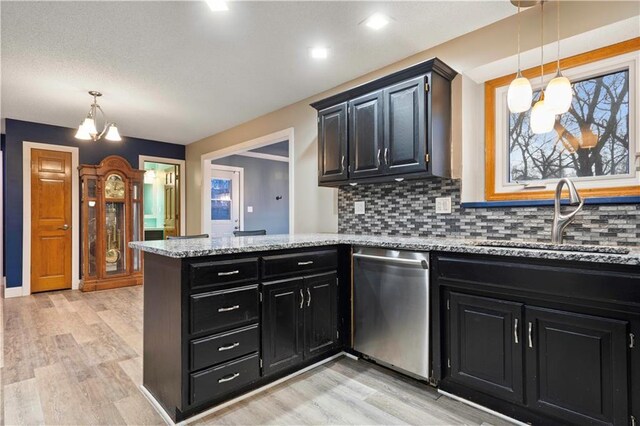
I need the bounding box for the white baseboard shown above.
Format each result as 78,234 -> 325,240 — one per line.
4,285 -> 23,298
141,352 -> 346,425
438,389 -> 527,426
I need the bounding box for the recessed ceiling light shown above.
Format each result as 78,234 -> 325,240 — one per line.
364,13 -> 389,30
206,0 -> 228,12
309,47 -> 329,60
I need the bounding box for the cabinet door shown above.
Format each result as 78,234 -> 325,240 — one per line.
304,272 -> 338,358
261,278 -> 305,376
383,75 -> 427,175
525,307 -> 628,426
318,103 -> 348,183
449,292 -> 524,404
348,91 -> 384,179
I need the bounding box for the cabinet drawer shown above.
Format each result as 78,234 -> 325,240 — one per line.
190,353 -> 260,405
188,258 -> 259,289
190,285 -> 259,335
190,324 -> 259,371
262,249 -> 337,280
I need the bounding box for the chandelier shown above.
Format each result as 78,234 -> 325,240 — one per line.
74,91 -> 122,142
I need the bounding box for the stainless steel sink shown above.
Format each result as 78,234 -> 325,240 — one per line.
472,240 -> 631,255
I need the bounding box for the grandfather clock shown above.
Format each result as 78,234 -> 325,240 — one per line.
79,155 -> 145,292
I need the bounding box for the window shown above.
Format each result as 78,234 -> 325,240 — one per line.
485,39 -> 639,201
211,178 -> 231,220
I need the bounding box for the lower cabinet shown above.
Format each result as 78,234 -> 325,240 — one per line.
526,306 -> 629,426
262,272 -> 339,376
444,291 -> 630,425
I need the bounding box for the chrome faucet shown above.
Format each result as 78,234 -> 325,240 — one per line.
551,178 -> 584,244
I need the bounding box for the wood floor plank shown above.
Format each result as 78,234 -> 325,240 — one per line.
3,378 -> 45,426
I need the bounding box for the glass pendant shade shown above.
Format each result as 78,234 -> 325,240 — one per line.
105,124 -> 122,142
75,123 -> 92,140
507,74 -> 533,113
82,117 -> 97,135
545,73 -> 573,114
530,96 -> 555,134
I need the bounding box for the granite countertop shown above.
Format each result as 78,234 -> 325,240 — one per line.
129,233 -> 640,266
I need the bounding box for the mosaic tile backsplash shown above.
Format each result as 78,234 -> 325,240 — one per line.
338,179 -> 640,247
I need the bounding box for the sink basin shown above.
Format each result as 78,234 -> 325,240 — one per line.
472,240 -> 631,255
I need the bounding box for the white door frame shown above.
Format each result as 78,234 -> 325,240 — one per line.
200,127 -> 294,235
139,155 -> 187,236
210,164 -> 244,236
22,142 -> 80,296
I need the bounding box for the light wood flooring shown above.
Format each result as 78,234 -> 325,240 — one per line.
2,287 -> 512,426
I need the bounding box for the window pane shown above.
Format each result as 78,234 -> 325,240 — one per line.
509,69 -> 630,182
211,178 -> 231,220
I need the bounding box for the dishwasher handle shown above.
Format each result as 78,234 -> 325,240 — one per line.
353,253 -> 428,269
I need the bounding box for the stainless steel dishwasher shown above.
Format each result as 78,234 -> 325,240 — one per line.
353,247 -> 430,380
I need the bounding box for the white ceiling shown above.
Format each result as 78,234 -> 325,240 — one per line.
1,1 -> 515,145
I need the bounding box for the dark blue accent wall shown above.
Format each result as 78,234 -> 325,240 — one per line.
4,119 -> 185,288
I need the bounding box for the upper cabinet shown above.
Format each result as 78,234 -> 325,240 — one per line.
311,58 -> 457,186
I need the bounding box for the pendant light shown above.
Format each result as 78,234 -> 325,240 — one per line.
75,91 -> 122,142
530,1 -> 555,134
544,0 -> 573,114
507,1 -> 533,113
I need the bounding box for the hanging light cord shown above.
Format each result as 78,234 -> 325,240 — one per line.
556,0 -> 561,73
540,1 -> 544,88
517,1 -> 521,73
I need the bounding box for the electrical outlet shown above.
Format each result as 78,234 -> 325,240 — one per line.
435,197 -> 452,214
247,206 -> 253,213
354,201 -> 365,215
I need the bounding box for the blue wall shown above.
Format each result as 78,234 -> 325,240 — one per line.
211,155 -> 289,235
3,119 -> 185,288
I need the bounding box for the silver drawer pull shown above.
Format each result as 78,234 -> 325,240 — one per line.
297,261 -> 314,266
514,318 -> 519,344
218,305 -> 240,313
218,270 -> 240,276
528,322 -> 533,348
218,342 -> 240,351
218,372 -> 239,383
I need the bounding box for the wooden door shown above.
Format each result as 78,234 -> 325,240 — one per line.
164,166 -> 179,239
525,306 -> 628,425
383,75 -> 427,175
448,292 -> 524,404
304,272 -> 338,358
318,103 -> 348,183
261,278 -> 304,376
348,91 -> 384,179
31,149 -> 72,292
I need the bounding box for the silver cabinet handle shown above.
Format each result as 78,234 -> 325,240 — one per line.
377,149 -> 382,166
341,155 -> 345,172
58,224 -> 70,230
218,372 -> 239,383
299,289 -> 304,309
218,305 -> 240,313
307,288 -> 311,307
218,342 -> 239,351
514,318 -> 519,344
528,322 -> 533,348
384,148 -> 389,165
297,261 -> 314,266
218,270 -> 240,276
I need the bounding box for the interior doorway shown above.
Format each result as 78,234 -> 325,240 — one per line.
141,159 -> 183,240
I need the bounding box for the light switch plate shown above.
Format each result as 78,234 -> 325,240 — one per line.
435,197 -> 452,214
247,206 -> 253,213
354,201 -> 365,215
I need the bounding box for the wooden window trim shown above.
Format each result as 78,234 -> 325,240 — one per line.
484,37 -> 640,202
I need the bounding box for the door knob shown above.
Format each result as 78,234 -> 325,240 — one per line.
58,224 -> 70,230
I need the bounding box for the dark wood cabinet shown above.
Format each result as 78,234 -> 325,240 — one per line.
526,306 -> 629,426
261,278 -> 305,376
383,76 -> 427,175
317,103 -> 348,183
433,253 -> 638,426
311,58 -> 456,186
304,272 -> 339,358
348,91 -> 384,178
448,292 -> 524,404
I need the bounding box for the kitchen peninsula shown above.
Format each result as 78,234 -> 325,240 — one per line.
130,234 -> 640,424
